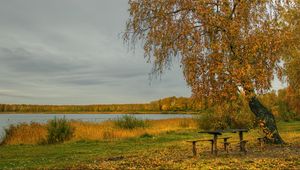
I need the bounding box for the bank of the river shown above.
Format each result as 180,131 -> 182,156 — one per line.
0,114 -> 195,142
0,113 -> 194,127
0,111 -> 199,114
0,121 -> 300,169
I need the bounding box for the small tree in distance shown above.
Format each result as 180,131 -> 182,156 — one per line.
124,0 -> 299,144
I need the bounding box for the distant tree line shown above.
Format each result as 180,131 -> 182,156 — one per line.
0,103 -> 160,113
0,96 -> 203,113
0,88 -> 299,121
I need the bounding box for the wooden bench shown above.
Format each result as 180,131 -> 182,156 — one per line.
257,137 -> 264,150
219,137 -> 232,153
186,139 -> 214,156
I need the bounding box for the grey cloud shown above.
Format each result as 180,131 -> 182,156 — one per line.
0,0 -> 191,104
0,47 -> 86,74
58,76 -> 113,86
0,90 -> 36,98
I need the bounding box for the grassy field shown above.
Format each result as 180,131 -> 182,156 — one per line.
0,121 -> 300,169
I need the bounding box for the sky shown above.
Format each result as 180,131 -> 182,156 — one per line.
0,0 -> 191,104
0,0 -> 284,105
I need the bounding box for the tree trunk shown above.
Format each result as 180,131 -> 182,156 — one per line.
248,96 -> 285,144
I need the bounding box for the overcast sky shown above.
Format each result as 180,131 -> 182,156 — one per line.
0,0 -> 285,105
0,0 -> 192,104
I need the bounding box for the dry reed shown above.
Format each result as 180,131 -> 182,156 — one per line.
1,118 -> 197,145
1,123 -> 47,145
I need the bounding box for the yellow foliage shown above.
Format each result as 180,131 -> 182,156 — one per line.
124,0 -> 298,105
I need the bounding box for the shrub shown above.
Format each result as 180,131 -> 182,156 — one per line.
140,133 -> 153,138
280,111 -> 298,122
195,110 -> 229,130
47,117 -> 74,144
114,115 -> 147,129
195,99 -> 255,130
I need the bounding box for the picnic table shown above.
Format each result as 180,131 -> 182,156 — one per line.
198,129 -> 249,155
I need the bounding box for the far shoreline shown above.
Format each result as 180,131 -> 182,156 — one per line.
0,111 -> 200,115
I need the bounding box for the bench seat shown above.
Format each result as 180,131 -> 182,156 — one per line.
257,137 -> 265,150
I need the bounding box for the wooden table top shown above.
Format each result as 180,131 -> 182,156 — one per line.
198,130 -> 222,135
198,129 -> 249,135
222,129 -> 249,133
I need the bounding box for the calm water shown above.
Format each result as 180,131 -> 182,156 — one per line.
0,113 -> 192,137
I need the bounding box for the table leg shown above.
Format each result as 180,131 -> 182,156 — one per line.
259,138 -> 264,150
192,141 -> 197,157
224,138 -> 227,151
211,140 -> 214,154
214,134 -> 218,155
239,131 -> 243,152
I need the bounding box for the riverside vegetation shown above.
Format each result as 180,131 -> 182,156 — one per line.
0,115 -> 300,169
0,116 -> 197,145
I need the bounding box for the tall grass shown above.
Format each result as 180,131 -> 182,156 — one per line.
1,118 -> 196,145
0,123 -> 47,145
46,117 -> 75,144
114,115 -> 147,129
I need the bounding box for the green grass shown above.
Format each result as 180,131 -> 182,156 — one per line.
0,130 -> 196,169
0,121 -> 300,169
277,120 -> 300,132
